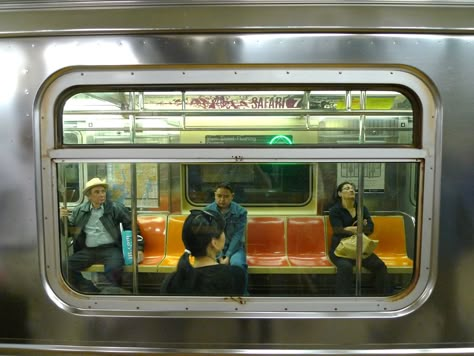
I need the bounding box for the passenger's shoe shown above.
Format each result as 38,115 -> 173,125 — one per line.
100,286 -> 131,294
76,280 -> 100,294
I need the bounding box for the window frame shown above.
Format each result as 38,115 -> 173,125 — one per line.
38,67 -> 438,317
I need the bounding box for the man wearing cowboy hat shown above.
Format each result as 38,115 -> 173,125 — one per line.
62,177 -> 144,293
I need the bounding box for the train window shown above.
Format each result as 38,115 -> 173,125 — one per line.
61,89 -> 416,146
186,163 -> 311,206
55,160 -> 417,299
40,68 -> 436,316
57,162 -> 162,209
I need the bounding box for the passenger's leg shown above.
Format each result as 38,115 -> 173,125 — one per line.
230,247 -> 248,295
363,253 -> 391,295
67,249 -> 100,293
100,246 -> 124,287
329,251 -> 354,296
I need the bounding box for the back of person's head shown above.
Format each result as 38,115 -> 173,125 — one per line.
182,209 -> 226,258
167,210 -> 226,293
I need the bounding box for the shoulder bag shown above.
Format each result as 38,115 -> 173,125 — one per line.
335,234 -> 379,259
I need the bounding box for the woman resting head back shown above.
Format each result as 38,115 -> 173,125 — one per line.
335,181 -> 356,203
329,181 -> 391,296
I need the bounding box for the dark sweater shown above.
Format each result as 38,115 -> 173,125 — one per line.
161,264 -> 245,296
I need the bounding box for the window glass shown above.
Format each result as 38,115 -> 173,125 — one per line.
62,89 -> 414,146
57,161 -> 416,297
186,163 -> 311,206
58,162 -> 162,207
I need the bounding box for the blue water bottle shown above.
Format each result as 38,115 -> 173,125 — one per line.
120,223 -> 133,265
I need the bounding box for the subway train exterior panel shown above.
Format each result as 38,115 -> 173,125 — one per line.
0,1 -> 473,355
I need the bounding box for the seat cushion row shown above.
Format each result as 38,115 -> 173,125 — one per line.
84,214 -> 413,274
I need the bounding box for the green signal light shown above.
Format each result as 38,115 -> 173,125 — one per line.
269,135 -> 293,144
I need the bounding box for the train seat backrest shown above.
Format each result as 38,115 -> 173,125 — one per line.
247,216 -> 286,255
137,214 -> 166,265
287,216 -> 333,267
165,215 -> 187,254
371,216 -> 408,256
246,216 -> 289,266
157,215 -> 188,271
287,216 -> 326,256
324,216 -> 334,253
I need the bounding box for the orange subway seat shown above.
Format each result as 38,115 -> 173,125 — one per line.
371,216 -> 413,269
137,215 -> 166,267
287,217 -> 333,267
246,216 -> 289,267
157,215 -> 194,272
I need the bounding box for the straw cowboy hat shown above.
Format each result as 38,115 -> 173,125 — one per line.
83,178 -> 108,195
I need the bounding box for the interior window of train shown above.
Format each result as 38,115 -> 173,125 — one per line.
186,163 -> 311,206
57,162 -> 163,209
60,89 -> 416,146
56,161 -> 417,299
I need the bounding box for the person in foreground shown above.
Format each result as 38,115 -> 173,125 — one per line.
160,209 -> 246,296
205,183 -> 248,292
328,181 -> 391,296
62,177 -> 144,293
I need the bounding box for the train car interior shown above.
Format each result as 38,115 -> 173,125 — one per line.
56,87 -> 418,298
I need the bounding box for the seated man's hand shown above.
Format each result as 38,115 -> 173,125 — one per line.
218,256 -> 230,265
60,208 -> 69,218
137,251 -> 144,263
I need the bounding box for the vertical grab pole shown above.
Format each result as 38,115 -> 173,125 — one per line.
356,166 -> 365,296
58,164 -> 69,281
355,90 -> 367,296
128,92 -> 139,294
130,163 -> 139,294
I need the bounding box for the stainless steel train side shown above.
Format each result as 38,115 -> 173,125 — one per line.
0,2 -> 473,355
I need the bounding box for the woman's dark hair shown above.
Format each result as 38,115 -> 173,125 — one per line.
182,210 -> 225,257
173,210 -> 226,290
334,181 -> 356,202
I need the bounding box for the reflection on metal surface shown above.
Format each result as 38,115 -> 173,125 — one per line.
44,40 -> 139,72
0,48 -> 21,105
0,2 -> 472,353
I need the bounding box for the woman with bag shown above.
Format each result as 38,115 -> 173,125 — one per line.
328,181 -> 391,296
